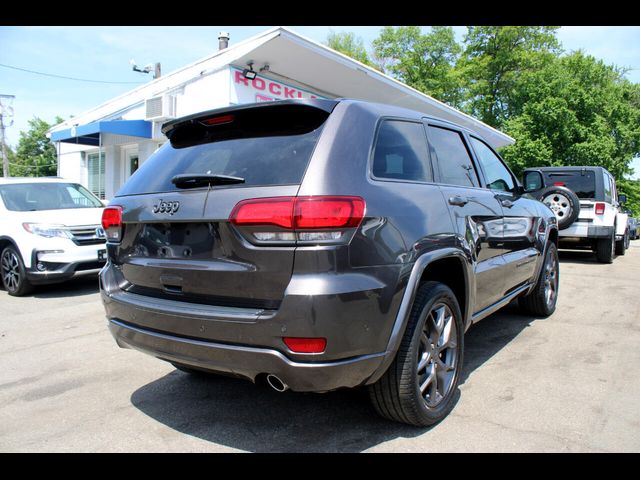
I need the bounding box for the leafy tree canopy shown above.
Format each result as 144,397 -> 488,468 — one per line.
372,26 -> 464,108
9,116 -> 63,177
326,26 -> 640,215
326,31 -> 376,68
459,26 -> 562,128
500,52 -> 640,182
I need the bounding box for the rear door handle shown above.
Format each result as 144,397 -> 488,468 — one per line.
448,196 -> 469,207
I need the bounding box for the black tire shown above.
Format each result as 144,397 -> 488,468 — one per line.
1,246 -> 34,296
596,229 -> 615,264
518,242 -> 559,317
368,281 -> 463,427
538,186 -> 580,230
616,229 -> 629,256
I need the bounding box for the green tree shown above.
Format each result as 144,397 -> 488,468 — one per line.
326,31 -> 376,68
500,52 -> 640,182
618,178 -> 640,217
459,26 -> 561,128
372,26 -> 464,108
9,116 -> 62,177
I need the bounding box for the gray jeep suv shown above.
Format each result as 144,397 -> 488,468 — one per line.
99,99 -> 559,426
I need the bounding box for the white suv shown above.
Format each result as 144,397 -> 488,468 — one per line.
524,166 -> 629,263
0,177 -> 106,296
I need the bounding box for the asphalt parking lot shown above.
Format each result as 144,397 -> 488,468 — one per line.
1,243 -> 639,452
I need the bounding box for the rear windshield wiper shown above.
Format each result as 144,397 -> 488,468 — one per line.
171,174 -> 245,189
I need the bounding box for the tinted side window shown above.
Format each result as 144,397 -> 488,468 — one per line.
427,126 -> 479,187
469,136 -> 515,192
604,173 -> 613,203
372,120 -> 432,182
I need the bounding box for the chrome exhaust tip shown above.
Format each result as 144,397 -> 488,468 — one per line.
266,374 -> 289,392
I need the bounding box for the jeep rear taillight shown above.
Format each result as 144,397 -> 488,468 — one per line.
101,206 -> 123,242
229,196 -> 365,245
230,197 -> 295,229
595,202 -> 606,215
294,196 -> 365,229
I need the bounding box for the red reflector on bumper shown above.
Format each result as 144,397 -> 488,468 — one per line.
283,337 -> 327,353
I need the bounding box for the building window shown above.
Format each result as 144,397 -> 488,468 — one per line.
130,155 -> 139,175
87,152 -> 105,199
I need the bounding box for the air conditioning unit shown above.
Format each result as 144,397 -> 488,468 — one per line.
145,95 -> 176,121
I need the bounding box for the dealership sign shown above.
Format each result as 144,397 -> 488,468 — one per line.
230,66 -> 327,103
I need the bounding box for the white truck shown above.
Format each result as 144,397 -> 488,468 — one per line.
524,166 -> 629,263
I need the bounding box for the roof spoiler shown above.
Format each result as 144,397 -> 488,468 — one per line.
161,98 -> 339,137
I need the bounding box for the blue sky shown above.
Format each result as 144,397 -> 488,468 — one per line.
1,26 -> 640,176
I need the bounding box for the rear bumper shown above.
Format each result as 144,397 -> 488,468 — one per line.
559,223 -> 613,239
108,319 -> 385,392
100,261 -> 403,392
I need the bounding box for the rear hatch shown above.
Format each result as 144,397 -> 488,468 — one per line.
541,169 -> 597,223
108,100 -> 337,310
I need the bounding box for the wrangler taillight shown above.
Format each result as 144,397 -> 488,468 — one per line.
595,202 -> 606,215
101,206 -> 123,242
229,196 -> 366,245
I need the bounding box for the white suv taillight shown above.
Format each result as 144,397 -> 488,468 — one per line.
595,202 -> 606,215
101,206 -> 123,242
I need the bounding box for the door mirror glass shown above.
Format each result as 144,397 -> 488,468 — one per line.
619,193 -> 627,204
523,170 -> 544,193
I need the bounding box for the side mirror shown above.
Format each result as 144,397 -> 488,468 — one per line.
523,170 -> 544,193
619,194 -> 627,205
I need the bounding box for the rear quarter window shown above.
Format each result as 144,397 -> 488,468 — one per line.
371,120 -> 432,182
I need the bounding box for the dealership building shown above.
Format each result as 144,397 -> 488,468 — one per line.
48,26 -> 513,200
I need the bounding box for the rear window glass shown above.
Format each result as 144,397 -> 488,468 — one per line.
0,183 -> 103,211
543,171 -> 596,199
117,105 -> 329,196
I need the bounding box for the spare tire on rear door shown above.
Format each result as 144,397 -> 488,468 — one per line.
538,186 -> 580,230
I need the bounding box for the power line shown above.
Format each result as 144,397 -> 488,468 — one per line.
0,62 -> 145,85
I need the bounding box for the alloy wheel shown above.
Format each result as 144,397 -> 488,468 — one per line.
544,249 -> 559,307
1,250 -> 21,292
416,303 -> 459,408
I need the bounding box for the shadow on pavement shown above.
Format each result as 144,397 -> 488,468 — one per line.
557,249 -> 599,265
460,302 -> 541,386
31,273 -> 100,299
131,303 -> 542,452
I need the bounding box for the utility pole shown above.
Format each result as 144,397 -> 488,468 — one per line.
0,94 -> 15,178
